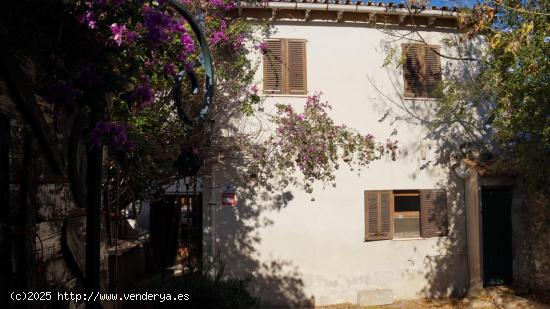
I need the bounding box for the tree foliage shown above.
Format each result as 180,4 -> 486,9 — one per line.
437,0 -> 550,192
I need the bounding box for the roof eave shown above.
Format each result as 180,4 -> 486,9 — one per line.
237,1 -> 462,29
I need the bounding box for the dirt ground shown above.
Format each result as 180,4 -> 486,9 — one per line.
315,286 -> 550,309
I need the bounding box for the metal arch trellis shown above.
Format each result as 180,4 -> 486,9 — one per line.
169,0 -> 215,128
168,0 -> 213,269
65,0 -> 215,211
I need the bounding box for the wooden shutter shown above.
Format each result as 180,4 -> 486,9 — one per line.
420,189 -> 448,238
403,44 -> 423,98
364,190 -> 394,241
424,46 -> 441,97
287,39 -> 307,95
263,39 -> 284,94
403,44 -> 441,98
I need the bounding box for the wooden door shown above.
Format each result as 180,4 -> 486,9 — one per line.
482,187 -> 513,286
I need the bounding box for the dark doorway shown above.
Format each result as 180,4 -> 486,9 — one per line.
149,193 -> 202,270
481,187 -> 513,286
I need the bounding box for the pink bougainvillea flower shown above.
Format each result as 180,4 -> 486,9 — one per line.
232,34 -> 245,49
250,84 -> 258,95
127,82 -> 155,108
210,30 -> 228,45
255,41 -> 268,54
143,7 -> 175,44
110,23 -> 127,46
78,11 -> 97,29
90,121 -> 135,151
209,0 -> 235,10
164,63 -> 177,76
253,93 -> 398,193
180,33 -> 195,54
126,30 -> 138,43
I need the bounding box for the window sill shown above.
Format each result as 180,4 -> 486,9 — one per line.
263,93 -> 309,98
392,236 -> 424,241
392,235 -> 447,241
402,96 -> 441,101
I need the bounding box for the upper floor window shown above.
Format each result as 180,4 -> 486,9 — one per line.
263,38 -> 307,95
402,44 -> 442,98
364,189 -> 448,241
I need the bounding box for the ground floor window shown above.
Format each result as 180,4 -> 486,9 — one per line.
364,189 -> 448,241
393,190 -> 421,238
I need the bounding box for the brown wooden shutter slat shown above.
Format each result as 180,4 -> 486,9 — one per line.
380,191 -> 392,234
287,39 -> 307,95
423,46 -> 441,97
420,189 -> 448,238
263,39 -> 284,94
403,44 -> 441,98
366,192 -> 378,235
403,44 -> 422,98
365,190 -> 394,241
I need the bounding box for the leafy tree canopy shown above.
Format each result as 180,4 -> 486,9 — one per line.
448,0 -> 550,192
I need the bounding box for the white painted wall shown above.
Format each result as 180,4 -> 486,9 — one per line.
205,23 -> 472,307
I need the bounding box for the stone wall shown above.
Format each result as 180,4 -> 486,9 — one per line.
513,192 -> 550,291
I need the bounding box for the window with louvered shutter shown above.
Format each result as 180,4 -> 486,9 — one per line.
364,190 -> 394,241
403,44 -> 423,97
263,39 -> 284,94
424,46 -> 442,96
263,38 -> 307,95
420,189 -> 449,238
403,44 -> 441,98
287,39 -> 307,95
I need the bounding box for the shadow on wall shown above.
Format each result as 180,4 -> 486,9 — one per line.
369,32 -> 481,299
420,173 -> 469,298
210,162 -> 314,308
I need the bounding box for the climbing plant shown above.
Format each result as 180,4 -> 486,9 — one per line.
247,93 -> 398,194
1,0 -> 399,203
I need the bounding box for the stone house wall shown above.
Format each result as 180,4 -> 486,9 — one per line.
513,193 -> 550,291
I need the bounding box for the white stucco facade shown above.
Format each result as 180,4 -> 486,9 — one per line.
204,14 -> 474,307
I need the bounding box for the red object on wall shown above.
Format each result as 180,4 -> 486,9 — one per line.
222,192 -> 237,206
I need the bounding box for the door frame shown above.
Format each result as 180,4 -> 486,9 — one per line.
465,170 -> 516,295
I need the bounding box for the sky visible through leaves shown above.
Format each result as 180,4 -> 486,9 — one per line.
350,0 -> 478,8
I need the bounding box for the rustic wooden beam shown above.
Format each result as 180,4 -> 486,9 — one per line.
336,10 -> 344,22
0,114 -> 11,308
14,133 -> 38,294
0,50 -> 65,176
398,14 -> 406,25
368,12 -> 377,24
271,8 -> 278,20
0,96 -> 23,121
304,9 -> 311,21
85,103 -> 104,309
22,135 -> 38,293
428,16 -> 436,27
68,112 -> 88,209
